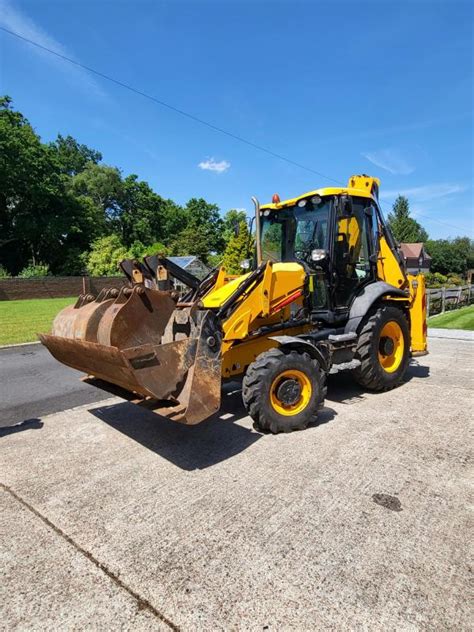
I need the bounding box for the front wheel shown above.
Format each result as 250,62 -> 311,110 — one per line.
353,305 -> 410,391
242,348 -> 326,433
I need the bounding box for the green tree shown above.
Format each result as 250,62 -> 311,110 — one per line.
207,253 -> 223,269
55,247 -> 87,276
18,262 -> 50,278
160,199 -> 188,241
425,237 -> 474,276
0,96 -> 79,274
85,235 -> 128,276
50,134 -> 102,176
115,175 -> 170,247
0,96 -> 232,274
126,240 -> 170,260
183,198 -> 224,253
170,198 -> 224,263
222,209 -> 248,244
170,224 -> 213,263
222,220 -> 253,274
387,195 -> 429,243
70,163 -> 123,223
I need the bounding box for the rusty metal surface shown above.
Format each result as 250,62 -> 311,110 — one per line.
170,310 -> 222,424
97,288 -> 176,348
39,334 -> 152,397
51,289 -> 119,341
148,310 -> 222,424
39,334 -> 193,402
41,279 -> 223,425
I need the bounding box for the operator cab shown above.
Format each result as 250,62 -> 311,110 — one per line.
261,194 -> 331,263
258,178 -> 384,324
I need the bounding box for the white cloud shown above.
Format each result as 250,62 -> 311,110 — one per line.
198,157 -> 230,173
0,0 -> 105,97
362,148 -> 414,175
380,183 -> 466,202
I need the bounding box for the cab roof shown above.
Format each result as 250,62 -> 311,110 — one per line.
259,175 -> 381,211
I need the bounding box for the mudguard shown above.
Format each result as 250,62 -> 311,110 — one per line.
270,335 -> 329,371
344,281 -> 408,334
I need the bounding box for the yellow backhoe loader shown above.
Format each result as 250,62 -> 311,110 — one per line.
41,175 -> 427,433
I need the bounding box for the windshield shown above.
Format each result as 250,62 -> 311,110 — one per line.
260,196 -> 331,263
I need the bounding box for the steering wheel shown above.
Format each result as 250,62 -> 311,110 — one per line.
294,248 -> 311,262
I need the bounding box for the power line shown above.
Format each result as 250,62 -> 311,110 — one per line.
379,202 -> 469,233
409,211 -> 470,233
1,26 -> 470,235
0,25 -> 342,186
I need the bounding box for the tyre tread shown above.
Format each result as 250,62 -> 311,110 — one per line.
242,347 -> 326,433
353,304 -> 410,391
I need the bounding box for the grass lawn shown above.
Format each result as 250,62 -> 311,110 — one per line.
0,297 -> 76,346
428,304 -> 474,331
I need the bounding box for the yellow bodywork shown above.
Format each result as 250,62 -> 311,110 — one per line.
203,261 -> 309,377
201,174 -> 427,377
407,273 -> 428,354
259,175 -> 379,213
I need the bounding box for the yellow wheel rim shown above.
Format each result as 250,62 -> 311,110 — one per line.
270,369 -> 312,416
378,321 -> 405,373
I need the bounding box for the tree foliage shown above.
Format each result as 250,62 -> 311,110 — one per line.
0,96 -> 230,276
387,195 -> 429,243
222,208 -> 248,244
425,237 -> 474,276
85,235 -> 128,276
222,220 -> 253,274
50,134 -> 102,176
0,96 -> 73,273
18,263 -> 50,278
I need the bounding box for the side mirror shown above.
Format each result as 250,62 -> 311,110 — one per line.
240,259 -> 251,270
339,195 -> 353,217
311,249 -> 328,263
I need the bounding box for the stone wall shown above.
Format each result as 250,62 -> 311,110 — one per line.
0,277 -> 126,301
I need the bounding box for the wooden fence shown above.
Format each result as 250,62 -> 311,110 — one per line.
426,285 -> 473,317
0,276 -> 126,301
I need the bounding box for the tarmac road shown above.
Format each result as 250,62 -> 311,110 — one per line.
1,336 -> 472,630
0,343 -> 111,428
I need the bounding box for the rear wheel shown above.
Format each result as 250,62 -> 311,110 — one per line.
353,304 -> 410,391
242,348 -> 326,433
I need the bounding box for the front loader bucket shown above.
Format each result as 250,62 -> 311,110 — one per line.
40,286 -> 222,425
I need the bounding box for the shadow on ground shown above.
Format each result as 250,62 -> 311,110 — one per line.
326,357 -> 430,405
89,357 -> 430,469
90,383 -> 337,470
405,359 -> 430,380
0,418 -> 43,437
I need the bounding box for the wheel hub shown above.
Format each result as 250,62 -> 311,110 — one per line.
379,336 -> 395,356
276,378 -> 302,406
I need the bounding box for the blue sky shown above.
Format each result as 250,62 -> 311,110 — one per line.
0,0 -> 472,238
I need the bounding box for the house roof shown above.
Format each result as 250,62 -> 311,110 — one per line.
400,243 -> 431,260
167,256 -> 197,269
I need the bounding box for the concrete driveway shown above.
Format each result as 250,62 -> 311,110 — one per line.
1,337 -> 472,630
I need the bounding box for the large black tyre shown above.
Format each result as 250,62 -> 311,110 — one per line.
353,304 -> 410,391
242,348 -> 326,433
